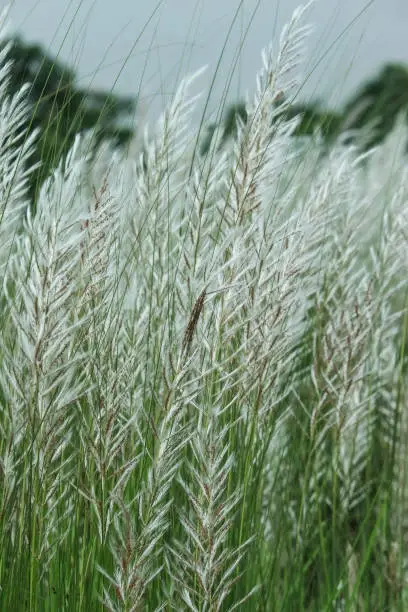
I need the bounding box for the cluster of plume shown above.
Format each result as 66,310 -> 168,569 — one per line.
0,2 -> 408,609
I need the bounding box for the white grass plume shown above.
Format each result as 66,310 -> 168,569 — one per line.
1,1 -> 408,608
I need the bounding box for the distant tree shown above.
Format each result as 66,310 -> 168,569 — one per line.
200,98 -> 342,157
200,102 -> 248,156
0,35 -> 137,204
281,100 -> 342,143
342,63 -> 408,149
221,102 -> 248,141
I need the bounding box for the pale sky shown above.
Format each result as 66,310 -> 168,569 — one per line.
4,0 -> 408,124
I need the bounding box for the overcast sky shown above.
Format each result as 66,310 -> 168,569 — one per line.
4,0 -> 408,124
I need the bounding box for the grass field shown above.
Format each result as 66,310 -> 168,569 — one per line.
0,2 -> 408,610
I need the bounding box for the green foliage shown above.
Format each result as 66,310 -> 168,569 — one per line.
283,100 -> 343,140
202,62 -> 408,159
200,102 -> 248,155
343,63 -> 408,149
0,35 -> 137,204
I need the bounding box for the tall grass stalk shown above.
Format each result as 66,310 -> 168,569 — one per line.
0,2 -> 407,610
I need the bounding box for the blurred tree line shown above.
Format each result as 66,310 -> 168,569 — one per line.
0,35 -> 136,204
1,34 -> 408,203
201,64 -> 408,156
